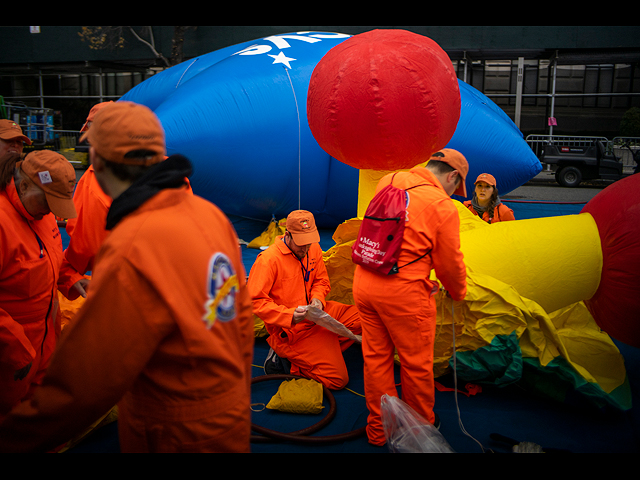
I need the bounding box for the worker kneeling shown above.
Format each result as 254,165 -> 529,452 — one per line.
249,210 -> 362,390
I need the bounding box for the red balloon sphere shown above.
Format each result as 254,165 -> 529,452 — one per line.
307,29 -> 461,171
581,173 -> 640,348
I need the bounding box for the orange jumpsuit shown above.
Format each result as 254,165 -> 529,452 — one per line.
0,184 -> 254,452
352,166 -> 467,446
0,179 -> 68,418
57,165 -> 111,300
463,200 -> 515,223
248,236 -> 361,390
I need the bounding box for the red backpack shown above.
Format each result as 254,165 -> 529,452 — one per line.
352,174 -> 430,275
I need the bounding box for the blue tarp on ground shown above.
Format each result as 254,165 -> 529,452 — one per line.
59,201 -> 640,453
502,200 -> 586,220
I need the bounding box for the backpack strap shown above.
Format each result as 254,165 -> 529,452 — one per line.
389,176 -> 431,275
388,248 -> 431,275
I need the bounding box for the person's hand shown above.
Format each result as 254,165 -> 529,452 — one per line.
14,362 -> 32,381
293,306 -> 308,324
72,278 -> 90,298
310,298 -> 323,310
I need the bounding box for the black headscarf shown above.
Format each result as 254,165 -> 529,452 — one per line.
106,154 -> 193,230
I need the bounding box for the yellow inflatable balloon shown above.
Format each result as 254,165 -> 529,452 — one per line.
322,167 -> 630,411
455,202 -> 602,315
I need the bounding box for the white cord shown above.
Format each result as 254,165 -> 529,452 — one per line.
175,57 -> 199,88
283,65 -> 302,210
449,297 -> 488,453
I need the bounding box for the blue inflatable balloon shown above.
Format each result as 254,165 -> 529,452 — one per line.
122,31 -> 355,227
449,80 -> 542,200
121,31 -> 541,227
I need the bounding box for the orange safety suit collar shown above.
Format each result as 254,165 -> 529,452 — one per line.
463,200 -> 515,224
6,177 -> 37,221
276,235 -> 316,285
407,165 -> 441,188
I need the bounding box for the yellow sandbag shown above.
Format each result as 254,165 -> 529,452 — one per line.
253,314 -> 268,337
266,378 -> 324,414
247,217 -> 286,250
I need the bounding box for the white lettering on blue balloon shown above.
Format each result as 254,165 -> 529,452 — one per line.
231,32 -> 351,69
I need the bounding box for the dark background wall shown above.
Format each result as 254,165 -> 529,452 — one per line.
2,26 -> 640,136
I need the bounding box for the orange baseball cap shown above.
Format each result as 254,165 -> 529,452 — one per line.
80,101 -> 166,166
475,173 -> 497,187
0,119 -> 32,145
19,150 -> 77,219
429,148 -> 469,197
286,210 -> 320,245
80,101 -> 113,132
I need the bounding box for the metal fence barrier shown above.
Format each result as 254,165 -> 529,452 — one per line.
526,134 -> 639,173
51,129 -> 88,167
612,137 -> 640,172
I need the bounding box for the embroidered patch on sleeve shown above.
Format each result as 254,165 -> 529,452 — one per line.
203,252 -> 239,329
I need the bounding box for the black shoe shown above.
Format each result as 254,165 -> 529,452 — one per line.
433,413 -> 441,430
264,348 -> 291,375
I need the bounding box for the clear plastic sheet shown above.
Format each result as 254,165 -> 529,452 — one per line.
304,306 -> 362,343
381,394 -> 455,453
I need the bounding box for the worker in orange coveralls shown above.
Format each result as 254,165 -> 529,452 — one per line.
463,173 -> 515,224
59,101 -> 192,304
352,149 -> 469,447
0,119 -> 32,159
249,210 -> 362,390
0,149 -> 77,420
57,101 -> 113,301
0,101 -> 254,453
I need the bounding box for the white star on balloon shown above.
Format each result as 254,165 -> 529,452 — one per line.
268,51 -> 296,69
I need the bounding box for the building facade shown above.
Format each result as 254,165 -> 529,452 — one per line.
2,26 -> 639,138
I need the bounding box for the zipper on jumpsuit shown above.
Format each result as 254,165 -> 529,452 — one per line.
31,229 -> 55,356
298,254 -> 313,305
279,250 -> 313,340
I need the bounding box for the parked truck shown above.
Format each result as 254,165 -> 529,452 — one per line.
540,139 -> 625,187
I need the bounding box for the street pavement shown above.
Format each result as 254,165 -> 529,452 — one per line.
504,169 -> 629,204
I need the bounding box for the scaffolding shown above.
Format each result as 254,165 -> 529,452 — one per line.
1,97 -> 88,167
1,99 -> 55,144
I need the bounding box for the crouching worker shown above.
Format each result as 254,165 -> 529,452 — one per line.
248,210 -> 362,390
0,102 -> 254,453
